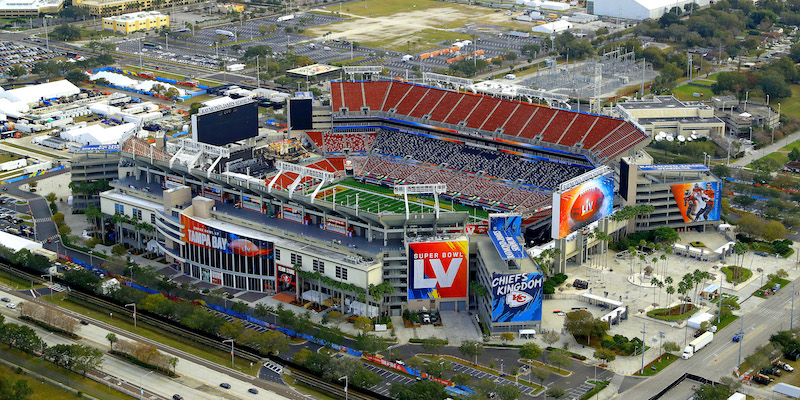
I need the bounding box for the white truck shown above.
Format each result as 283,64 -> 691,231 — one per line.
682,331 -> 713,359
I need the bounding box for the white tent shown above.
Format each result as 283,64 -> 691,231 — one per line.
0,230 -> 41,253
348,300 -> 379,318
774,383 -> 800,399
0,80 -> 79,104
531,20 -> 573,34
301,290 -> 330,304
687,312 -> 715,329
62,123 -> 136,145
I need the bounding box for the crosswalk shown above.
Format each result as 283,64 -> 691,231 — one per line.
33,217 -> 52,223
262,360 -> 284,375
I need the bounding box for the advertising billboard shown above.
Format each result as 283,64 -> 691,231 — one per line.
491,273 -> 543,323
670,181 -> 721,223
193,100 -> 258,146
489,230 -> 525,260
552,172 -> 614,239
407,240 -> 468,300
489,214 -> 522,236
181,215 -> 274,259
276,264 -> 296,291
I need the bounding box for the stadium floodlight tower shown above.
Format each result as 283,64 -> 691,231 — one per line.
343,66 -> 382,80
423,72 -> 473,91
268,160 -> 334,201
393,183 -> 447,219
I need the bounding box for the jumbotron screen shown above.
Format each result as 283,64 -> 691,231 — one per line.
193,101 -> 258,146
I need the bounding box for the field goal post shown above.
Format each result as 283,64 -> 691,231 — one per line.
393,183 -> 447,219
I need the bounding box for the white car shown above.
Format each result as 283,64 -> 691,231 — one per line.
6,303 -> 16,309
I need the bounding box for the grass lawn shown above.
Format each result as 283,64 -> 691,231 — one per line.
323,177 -> 489,221
0,346 -> 136,400
323,0 -> 463,18
43,293 -> 260,376
753,278 -> 792,298
647,304 -> 698,321
0,142 -> 68,160
0,361 -> 88,400
0,152 -> 20,163
710,293 -> 739,304
715,314 -> 739,331
76,28 -> 116,40
633,353 -> 679,376
580,380 -> 610,400
672,84 -> 713,101
721,266 -> 752,283
284,375 -> 339,400
0,267 -> 46,289
749,150 -> 791,170
773,84 -> 800,118
780,140 -> 800,152
521,359 -> 570,376
362,29 -> 468,53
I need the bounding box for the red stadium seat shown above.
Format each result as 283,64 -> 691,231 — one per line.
410,89 -> 445,118
480,101 -> 517,132
465,97 -> 499,129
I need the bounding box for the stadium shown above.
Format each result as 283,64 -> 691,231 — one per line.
103,78 -> 650,333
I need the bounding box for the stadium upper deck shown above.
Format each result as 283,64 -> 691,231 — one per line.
329,80 -> 647,163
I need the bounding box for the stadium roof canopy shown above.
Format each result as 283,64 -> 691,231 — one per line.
330,80 -> 646,162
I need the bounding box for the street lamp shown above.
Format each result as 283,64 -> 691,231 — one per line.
222,339 -> 234,368
125,303 -> 137,330
737,315 -> 744,374
40,331 -> 55,366
139,370 -> 154,399
41,274 -> 53,300
338,376 -> 348,400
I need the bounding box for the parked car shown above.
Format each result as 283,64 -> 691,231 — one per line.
774,360 -> 795,372
573,279 -> 589,289
1,298 -> 9,302
420,313 -> 431,324
761,366 -> 782,377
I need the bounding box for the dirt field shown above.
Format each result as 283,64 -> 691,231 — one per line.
308,4 -> 514,52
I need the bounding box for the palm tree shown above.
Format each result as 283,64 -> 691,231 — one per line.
85,205 -> 103,232
677,283 -> 688,315
691,270 -> 703,304
628,246 -> 637,275
650,277 -> 660,303
666,285 -> 675,307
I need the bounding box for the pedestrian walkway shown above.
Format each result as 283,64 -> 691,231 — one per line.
732,128 -> 800,166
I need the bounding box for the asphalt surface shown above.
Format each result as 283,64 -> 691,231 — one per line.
616,286 -> 798,399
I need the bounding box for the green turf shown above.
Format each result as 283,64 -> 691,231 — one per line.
318,177 -> 489,222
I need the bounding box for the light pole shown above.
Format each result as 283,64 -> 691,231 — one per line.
222,339 -> 234,368
737,315 -> 744,373
500,359 -> 504,374
41,274 -> 53,300
792,280 -> 796,331
40,331 -> 55,366
125,303 -> 137,330
139,370 -> 154,399
640,322 -> 646,374
338,375 -> 348,400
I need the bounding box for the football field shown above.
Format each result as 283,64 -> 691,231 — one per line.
315,179 -> 488,223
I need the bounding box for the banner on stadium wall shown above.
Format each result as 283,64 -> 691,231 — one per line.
670,181 -> 721,223
165,176 -> 184,189
181,215 -> 274,258
491,272 -> 543,323
465,224 -> 488,235
323,216 -> 350,236
489,230 -> 525,260
211,270 -> 223,285
407,240 -> 468,300
241,195 -> 263,213
552,172 -> 614,239
489,214 -> 522,236
276,264 -> 296,288
280,206 -> 305,224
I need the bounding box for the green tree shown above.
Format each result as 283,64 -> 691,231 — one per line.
390,380 -> 449,400
547,349 -> 573,370
106,333 -> 117,350
111,244 -> 127,257
519,342 -> 542,363
32,61 -> 60,80
692,383 -> 732,400
51,24 -> 82,41
421,336 -> 447,354
459,340 -> 484,364
564,310 -> 609,344
7,65 -> 26,80
451,372 -> 471,386
0,376 -> 33,400
219,320 -> 246,339
594,348 -> 616,364
354,333 -> 386,354
65,70 -> 89,84
423,358 -> 452,377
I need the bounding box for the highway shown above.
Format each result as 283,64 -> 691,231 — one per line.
0,288 -> 301,400
617,286 -> 797,399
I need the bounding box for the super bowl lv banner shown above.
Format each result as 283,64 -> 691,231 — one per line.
670,181 -> 721,223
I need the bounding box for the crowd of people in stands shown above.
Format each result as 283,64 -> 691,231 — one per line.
370,131 -> 588,190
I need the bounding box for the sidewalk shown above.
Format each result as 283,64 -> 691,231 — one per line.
732,128 -> 800,167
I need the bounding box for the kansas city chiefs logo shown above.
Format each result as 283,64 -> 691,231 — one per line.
505,291 -> 532,307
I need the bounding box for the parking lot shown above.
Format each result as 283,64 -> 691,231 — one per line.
0,196 -> 34,239
0,40 -> 62,76
360,361 -> 415,396
449,361 -> 538,396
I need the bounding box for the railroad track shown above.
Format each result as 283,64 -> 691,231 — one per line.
0,262 -> 386,400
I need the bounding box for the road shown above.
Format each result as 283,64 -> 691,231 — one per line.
616,285 -> 797,399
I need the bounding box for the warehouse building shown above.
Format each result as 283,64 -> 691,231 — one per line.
616,95 -> 725,137
0,0 -> 62,17
588,0 -> 710,20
